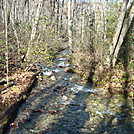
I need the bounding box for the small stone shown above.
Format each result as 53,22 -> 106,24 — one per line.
50,76 -> 56,81
103,131 -> 109,134
112,117 -> 118,125
62,95 -> 68,101
90,127 -> 94,131
79,128 -> 90,133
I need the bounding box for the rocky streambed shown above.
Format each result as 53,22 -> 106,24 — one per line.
6,49 -> 134,134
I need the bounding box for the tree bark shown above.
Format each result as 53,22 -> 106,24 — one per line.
25,0 -> 44,60
112,1 -> 134,66
68,0 -> 73,50
109,0 -> 129,67
10,0 -> 20,56
4,0 -> 9,85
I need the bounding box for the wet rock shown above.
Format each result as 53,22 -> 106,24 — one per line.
50,76 -> 57,81
43,71 -> 53,76
58,57 -> 67,61
79,128 -> 91,134
56,61 -> 65,67
64,68 -> 76,73
112,117 -> 118,125
62,95 -> 68,101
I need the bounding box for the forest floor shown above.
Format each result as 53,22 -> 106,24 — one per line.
0,48 -> 132,134
0,69 -> 37,134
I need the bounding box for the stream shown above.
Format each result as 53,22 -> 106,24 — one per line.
7,49 -> 133,134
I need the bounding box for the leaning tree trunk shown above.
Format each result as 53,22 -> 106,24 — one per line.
108,0 -> 129,67
112,1 -> 134,67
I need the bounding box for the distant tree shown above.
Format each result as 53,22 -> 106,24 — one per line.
68,0 -> 73,50
25,0 -> 44,60
4,0 -> 9,84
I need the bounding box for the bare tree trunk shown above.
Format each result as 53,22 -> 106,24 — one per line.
112,1 -> 134,66
4,0 -> 9,85
59,0 -> 64,33
68,0 -> 73,50
108,0 -> 129,66
0,0 -> 4,23
102,0 -> 107,43
25,0 -> 44,60
10,0 -> 20,56
81,4 -> 85,41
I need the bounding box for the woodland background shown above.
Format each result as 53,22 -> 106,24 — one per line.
0,0 -> 133,97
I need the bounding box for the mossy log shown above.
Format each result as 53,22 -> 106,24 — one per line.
0,80 -> 7,85
0,71 -> 40,134
0,83 -> 14,94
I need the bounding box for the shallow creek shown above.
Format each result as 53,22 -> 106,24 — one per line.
7,49 -> 133,134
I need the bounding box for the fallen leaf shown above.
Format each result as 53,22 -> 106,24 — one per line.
49,110 -> 58,115
10,121 -> 18,128
17,118 -> 25,124
78,80 -> 83,82
23,108 -> 29,112
58,66 -> 63,68
58,104 -> 64,107
33,109 -> 47,113
118,107 -> 123,111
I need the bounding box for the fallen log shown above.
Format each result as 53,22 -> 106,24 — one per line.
0,80 -> 7,85
0,79 -> 13,86
0,83 -> 14,94
0,71 -> 40,134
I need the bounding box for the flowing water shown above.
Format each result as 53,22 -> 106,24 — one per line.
7,49 -> 133,134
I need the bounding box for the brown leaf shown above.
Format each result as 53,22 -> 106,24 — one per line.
58,104 -> 64,107
33,109 -> 47,113
10,121 -> 18,128
49,110 -> 58,115
17,118 -> 25,124
23,108 -> 29,112
58,66 -> 63,68
118,107 -> 123,111
78,80 -> 83,82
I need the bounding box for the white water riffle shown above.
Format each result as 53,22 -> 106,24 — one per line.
53,68 -> 64,73
56,61 -> 70,67
57,57 -> 67,61
96,110 -> 115,116
71,84 -> 98,93
42,71 -> 53,76
56,61 -> 65,67
60,50 -> 71,55
43,68 -> 64,76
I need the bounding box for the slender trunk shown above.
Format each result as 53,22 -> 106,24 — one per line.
10,0 -> 20,56
109,0 -> 129,66
81,4 -> 85,41
112,1 -> 134,66
59,0 -> 64,33
4,0 -> 9,85
68,0 -> 73,50
25,0 -> 43,60
0,0 -> 4,23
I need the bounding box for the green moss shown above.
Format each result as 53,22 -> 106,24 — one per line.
0,115 -> 8,127
12,86 -> 21,92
